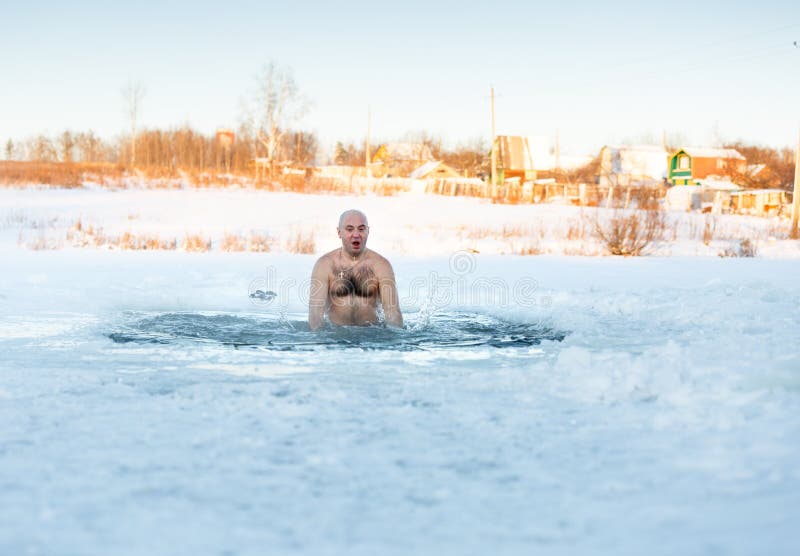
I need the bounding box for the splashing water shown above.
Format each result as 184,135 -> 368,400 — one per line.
107,311 -> 567,352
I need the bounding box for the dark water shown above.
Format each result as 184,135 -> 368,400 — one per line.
107,311 -> 567,351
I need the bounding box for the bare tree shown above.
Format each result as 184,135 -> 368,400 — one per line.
58,130 -> 75,163
28,135 -> 58,161
76,131 -> 102,163
246,62 -> 309,176
5,139 -> 13,160
121,81 -> 146,168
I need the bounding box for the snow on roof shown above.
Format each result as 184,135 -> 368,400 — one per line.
409,160 -> 442,179
696,179 -> 741,190
603,145 -> 667,153
681,147 -> 745,160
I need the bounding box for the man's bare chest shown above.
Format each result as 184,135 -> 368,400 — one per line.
330,264 -> 378,298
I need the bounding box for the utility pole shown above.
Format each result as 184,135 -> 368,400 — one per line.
365,106 -> 371,177
490,86 -> 497,189
792,129 -> 800,239
554,128 -> 561,173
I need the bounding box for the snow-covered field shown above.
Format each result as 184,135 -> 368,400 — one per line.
3,187 -> 799,257
1,187 -> 799,555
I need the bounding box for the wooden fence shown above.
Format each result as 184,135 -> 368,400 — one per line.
425,178 -> 667,208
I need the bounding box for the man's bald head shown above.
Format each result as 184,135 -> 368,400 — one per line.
338,209 -> 368,229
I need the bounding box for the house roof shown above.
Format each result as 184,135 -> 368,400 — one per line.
602,144 -> 667,153
409,160 -> 442,179
696,178 -> 741,190
679,147 -> 745,160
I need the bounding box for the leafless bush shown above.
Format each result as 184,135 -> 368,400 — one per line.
702,215 -> 717,245
117,232 -> 176,250
629,187 -> 664,210
566,216 -> 587,240
719,238 -> 758,258
23,233 -> 62,250
764,221 -> 790,240
286,229 -> 316,254
247,233 -> 272,252
509,239 -> 544,255
220,233 -> 246,252
182,234 -> 211,252
591,208 -> 667,256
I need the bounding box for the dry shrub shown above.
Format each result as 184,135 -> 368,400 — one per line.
764,221 -> 790,240
286,229 -> 316,254
220,233 -> 246,252
182,234 -> 211,252
23,234 -> 62,250
500,224 -> 532,238
0,160 -> 121,187
702,215 -> 717,246
591,208 -> 667,256
719,238 -> 758,258
462,224 -> 534,240
117,232 -> 176,250
629,187 -> 664,210
247,233 -> 272,252
512,240 -> 544,255
566,217 -> 587,240
463,226 -> 493,239
66,220 -> 177,250
0,161 -> 124,187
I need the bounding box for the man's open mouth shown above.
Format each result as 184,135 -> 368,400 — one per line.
351,241 -> 361,249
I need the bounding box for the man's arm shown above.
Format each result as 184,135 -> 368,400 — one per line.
308,257 -> 329,331
377,260 -> 403,328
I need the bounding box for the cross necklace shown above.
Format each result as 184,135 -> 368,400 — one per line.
338,247 -> 365,279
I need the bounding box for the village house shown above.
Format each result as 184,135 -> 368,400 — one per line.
668,147 -> 746,185
371,142 -> 435,176
597,145 -> 668,187
494,135 -> 551,182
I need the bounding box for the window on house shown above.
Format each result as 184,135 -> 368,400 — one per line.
678,155 -> 689,170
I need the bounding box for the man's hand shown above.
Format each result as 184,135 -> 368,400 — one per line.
376,260 -> 403,329
308,258 -> 329,331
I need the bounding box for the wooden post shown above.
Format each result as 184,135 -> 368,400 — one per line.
554,129 -> 561,173
365,106 -> 371,178
792,130 -> 800,239
579,183 -> 586,206
607,186 -> 614,208
490,86 -> 497,192
624,187 -> 631,209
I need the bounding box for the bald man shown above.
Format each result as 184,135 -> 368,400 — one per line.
308,210 -> 403,330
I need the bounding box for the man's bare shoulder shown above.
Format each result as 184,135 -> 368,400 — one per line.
313,249 -> 339,270
366,250 -> 395,274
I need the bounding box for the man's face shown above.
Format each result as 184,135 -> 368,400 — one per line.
338,213 -> 369,255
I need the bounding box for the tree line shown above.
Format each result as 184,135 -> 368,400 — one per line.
1,61 -> 795,188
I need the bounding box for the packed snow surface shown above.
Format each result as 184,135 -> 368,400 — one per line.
1,248 -> 799,555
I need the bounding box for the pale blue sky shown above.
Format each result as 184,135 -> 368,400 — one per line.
1,0 -> 798,155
